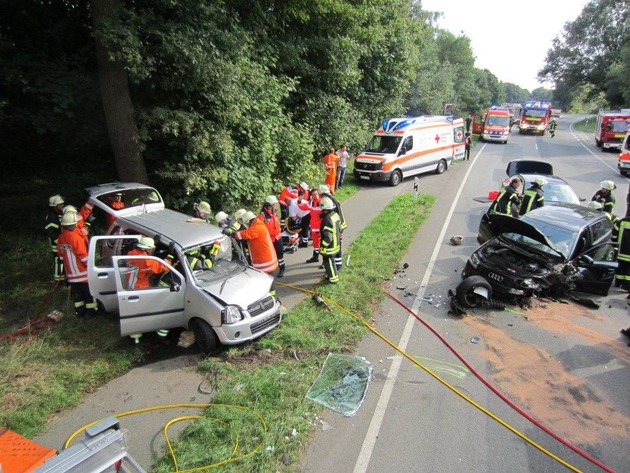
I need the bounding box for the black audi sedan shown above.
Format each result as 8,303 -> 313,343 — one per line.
462,203 -> 617,302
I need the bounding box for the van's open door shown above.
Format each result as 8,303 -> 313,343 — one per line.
111,255 -> 185,336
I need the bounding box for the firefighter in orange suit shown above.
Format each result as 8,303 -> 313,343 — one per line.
259,196 -> 285,278
232,211 -> 278,274
57,212 -> 98,317
126,237 -> 172,289
323,148 -> 338,194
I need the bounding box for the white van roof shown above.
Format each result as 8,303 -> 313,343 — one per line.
380,115 -> 455,133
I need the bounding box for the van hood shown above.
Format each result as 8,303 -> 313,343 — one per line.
198,261 -> 274,307
488,214 -> 563,257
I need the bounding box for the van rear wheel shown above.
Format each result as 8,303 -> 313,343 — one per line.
191,319 -> 219,354
389,170 -> 402,187
435,159 -> 447,174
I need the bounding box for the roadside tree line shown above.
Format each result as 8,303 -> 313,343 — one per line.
3,0 -> 538,211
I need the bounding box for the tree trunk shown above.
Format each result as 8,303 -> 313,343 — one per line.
91,0 -> 148,183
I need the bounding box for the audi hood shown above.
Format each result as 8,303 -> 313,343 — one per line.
487,214 -> 564,258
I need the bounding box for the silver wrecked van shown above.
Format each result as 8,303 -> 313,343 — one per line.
85,182 -> 282,353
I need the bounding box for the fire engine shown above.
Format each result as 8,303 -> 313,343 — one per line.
617,131 -> 630,176
519,101 -> 552,135
594,109 -> 630,151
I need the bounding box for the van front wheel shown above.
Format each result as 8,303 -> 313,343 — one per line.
435,159 -> 447,174
192,319 -> 219,354
389,170 -> 402,187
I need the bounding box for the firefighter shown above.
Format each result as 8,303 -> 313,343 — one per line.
46,194 -> 66,281
57,212 -> 98,317
186,242 -> 220,271
520,177 -> 546,215
549,118 -> 557,138
319,197 -> 341,284
490,178 -> 521,217
231,211 -> 278,274
612,214 -> 630,289
63,201 -> 95,244
190,201 -> 212,223
319,184 -> 347,270
126,237 -> 172,289
592,180 -> 616,216
105,192 -> 125,228
259,195 -> 285,278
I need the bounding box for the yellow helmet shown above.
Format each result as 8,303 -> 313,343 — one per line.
63,205 -> 78,214
319,197 -> 335,210
241,211 -> 257,223
215,211 -> 229,222
318,184 -> 330,194
234,209 -> 246,221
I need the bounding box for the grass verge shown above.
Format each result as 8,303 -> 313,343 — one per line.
573,116 -> 596,133
152,193 -> 435,472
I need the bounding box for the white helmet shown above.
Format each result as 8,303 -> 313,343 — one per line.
234,209 -> 246,221
319,197 -> 335,210
318,184 -> 330,194
194,201 -> 211,215
241,211 -> 257,223
532,177 -> 547,186
264,195 -> 279,205
587,201 -> 603,211
136,236 -> 156,250
49,194 -> 64,207
63,205 -> 78,214
600,180 -> 616,191
60,212 -> 79,227
299,182 -> 309,191
215,211 -> 228,222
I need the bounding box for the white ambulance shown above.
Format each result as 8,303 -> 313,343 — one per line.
353,115 -> 465,186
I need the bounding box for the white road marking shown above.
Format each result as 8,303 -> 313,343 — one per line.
353,144 -> 488,473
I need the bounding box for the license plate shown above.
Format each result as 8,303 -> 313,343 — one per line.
360,175 -> 370,180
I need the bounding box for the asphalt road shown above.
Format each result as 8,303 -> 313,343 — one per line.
34,116 -> 629,472
301,116 -> 630,473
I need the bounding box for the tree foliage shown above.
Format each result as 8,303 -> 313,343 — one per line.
539,0 -> 630,107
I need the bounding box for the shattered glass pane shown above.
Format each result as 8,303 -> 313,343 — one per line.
306,353 -> 372,416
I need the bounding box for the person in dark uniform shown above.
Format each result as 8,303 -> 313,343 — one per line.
520,177 -> 546,215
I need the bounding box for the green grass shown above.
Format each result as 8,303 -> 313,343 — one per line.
153,193 -> 435,472
573,116 -> 596,133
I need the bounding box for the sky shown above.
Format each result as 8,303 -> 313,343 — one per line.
421,0 -> 590,91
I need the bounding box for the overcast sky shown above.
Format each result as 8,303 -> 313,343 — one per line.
421,0 -> 590,91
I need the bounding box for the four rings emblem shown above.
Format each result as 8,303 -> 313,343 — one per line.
487,272 -> 504,282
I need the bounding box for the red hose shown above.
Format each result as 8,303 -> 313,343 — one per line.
0,280 -> 63,343
385,291 -> 616,473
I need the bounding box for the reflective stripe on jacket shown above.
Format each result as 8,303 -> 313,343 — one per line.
320,211 -> 341,255
57,228 -> 89,283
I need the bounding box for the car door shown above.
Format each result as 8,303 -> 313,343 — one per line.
112,255 -> 186,336
573,243 -> 617,295
88,235 -> 141,313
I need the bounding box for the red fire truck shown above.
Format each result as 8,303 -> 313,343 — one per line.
519,101 -> 552,135
594,109 -> 630,151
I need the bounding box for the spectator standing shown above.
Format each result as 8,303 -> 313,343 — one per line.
323,147 -> 338,194
336,145 -> 350,190
57,212 -> 98,317
465,114 -> 472,133
259,195 -> 285,278
45,194 -> 66,281
232,211 -> 278,274
464,132 -> 472,160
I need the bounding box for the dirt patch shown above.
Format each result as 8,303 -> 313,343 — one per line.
464,302 -> 629,445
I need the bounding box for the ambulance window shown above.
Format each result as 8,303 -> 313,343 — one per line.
401,136 -> 413,153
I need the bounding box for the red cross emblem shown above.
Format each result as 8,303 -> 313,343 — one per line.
456,130 -> 463,140
435,134 -> 440,143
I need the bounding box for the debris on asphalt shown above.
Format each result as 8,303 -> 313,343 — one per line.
470,337 -> 480,344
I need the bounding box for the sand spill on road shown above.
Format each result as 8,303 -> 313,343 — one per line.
463,302 -> 629,445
